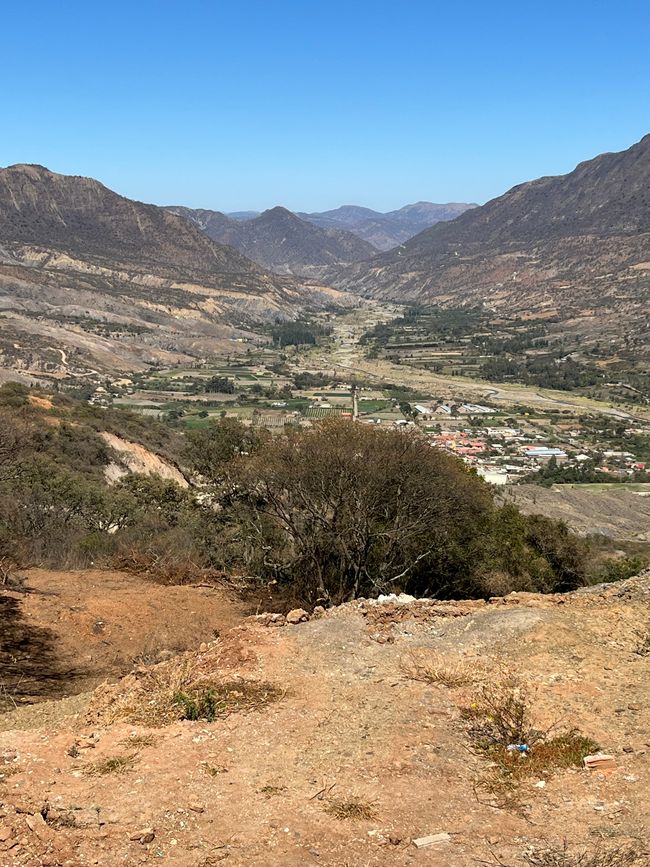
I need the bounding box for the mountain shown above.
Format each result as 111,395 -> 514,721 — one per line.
0,165 -> 343,378
167,205 -> 377,277
299,202 -> 477,250
226,210 -> 260,221
333,136 -> 650,354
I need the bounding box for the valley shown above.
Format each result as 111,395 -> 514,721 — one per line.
0,134 -> 649,867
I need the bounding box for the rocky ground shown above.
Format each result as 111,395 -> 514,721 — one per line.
1,572 -> 649,866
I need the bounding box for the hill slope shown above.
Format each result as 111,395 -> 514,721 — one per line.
0,166 -> 342,377
168,205 -> 377,276
333,137 -> 650,345
1,572 -> 648,865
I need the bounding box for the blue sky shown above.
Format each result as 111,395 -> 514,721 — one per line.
3,1 -> 649,212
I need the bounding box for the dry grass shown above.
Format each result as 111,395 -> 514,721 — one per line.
487,841 -> 646,866
118,732 -> 157,748
82,753 -> 138,776
401,650 -> 482,687
87,650 -> 284,727
466,681 -> 599,811
324,795 -> 378,821
174,680 -> 284,722
463,679 -> 541,751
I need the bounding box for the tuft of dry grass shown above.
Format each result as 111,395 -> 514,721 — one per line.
82,753 -> 138,776
466,680 -> 599,812
324,795 -> 378,821
487,841 -> 646,866
119,732 -> 157,749
401,651 -> 482,687
174,680 -> 284,722
463,679 -> 541,751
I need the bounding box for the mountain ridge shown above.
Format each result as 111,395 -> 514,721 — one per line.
331,135 -> 650,360
167,204 -> 377,276
0,165 -> 345,377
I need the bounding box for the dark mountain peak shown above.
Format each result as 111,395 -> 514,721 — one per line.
256,205 -> 299,223
171,203 -> 377,276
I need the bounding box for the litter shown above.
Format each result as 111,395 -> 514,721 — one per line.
412,832 -> 451,848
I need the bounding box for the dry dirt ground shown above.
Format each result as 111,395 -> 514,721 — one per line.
1,573 -> 649,866
0,569 -> 249,716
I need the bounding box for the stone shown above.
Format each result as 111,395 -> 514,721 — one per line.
130,828 -> 155,844
412,832 -> 451,848
0,826 -> 13,843
286,608 -> 309,624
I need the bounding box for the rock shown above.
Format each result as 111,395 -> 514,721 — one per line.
286,608 -> 309,624
0,825 -> 13,843
312,605 -> 326,618
130,828 -> 155,844
412,832 -> 451,848
25,812 -> 52,840
267,613 -> 286,627
622,745 -> 634,753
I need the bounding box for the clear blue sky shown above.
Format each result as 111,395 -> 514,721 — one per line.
3,1 -> 649,212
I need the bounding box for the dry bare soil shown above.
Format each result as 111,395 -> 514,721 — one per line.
1,571 -> 649,865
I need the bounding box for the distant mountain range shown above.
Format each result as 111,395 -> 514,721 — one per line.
219,202 -> 477,252
167,205 -> 377,277
0,165 -> 342,377
296,202 -> 478,251
332,135 -> 650,358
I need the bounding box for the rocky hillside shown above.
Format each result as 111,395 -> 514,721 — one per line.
0,165 -> 344,377
0,572 -> 648,865
0,164 -> 259,275
168,205 -> 377,276
299,201 -> 477,250
333,135 -> 650,352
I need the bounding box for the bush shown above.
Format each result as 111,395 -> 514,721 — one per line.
197,418 -> 590,604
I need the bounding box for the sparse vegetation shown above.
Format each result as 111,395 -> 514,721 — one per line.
487,841 -> 646,866
82,753 -> 138,776
401,651 -> 479,687
324,795 -> 377,821
464,678 -> 600,811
